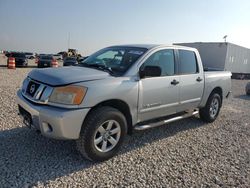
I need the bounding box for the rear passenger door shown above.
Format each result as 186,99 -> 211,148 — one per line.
138,49 -> 180,122
177,49 -> 204,111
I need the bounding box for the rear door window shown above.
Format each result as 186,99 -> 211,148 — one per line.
178,50 -> 198,74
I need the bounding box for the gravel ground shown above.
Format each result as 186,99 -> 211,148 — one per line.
0,55 -> 249,187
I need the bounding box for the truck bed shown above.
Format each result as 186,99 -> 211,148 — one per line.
199,71 -> 232,107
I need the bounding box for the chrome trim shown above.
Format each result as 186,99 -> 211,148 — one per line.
140,102 -> 179,113
134,110 -> 199,130
21,77 -> 53,104
179,98 -> 201,104
40,87 -> 53,103
143,102 -> 162,108
34,84 -> 45,100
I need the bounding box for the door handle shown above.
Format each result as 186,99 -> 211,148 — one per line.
196,77 -> 203,82
171,79 -> 179,85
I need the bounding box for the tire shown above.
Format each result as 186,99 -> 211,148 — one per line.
76,106 -> 127,161
199,93 -> 221,123
246,83 -> 250,95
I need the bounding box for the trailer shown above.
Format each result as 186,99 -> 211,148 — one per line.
175,42 -> 250,79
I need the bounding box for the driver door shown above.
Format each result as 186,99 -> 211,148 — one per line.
138,49 -> 180,122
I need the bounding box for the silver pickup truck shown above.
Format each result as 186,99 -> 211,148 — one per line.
17,44 -> 231,161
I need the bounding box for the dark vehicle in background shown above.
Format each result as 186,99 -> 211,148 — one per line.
53,54 -> 63,60
63,57 -> 78,66
4,51 -> 11,58
37,55 -> 54,68
78,56 -> 89,63
58,51 -> 67,59
38,53 -> 46,57
10,52 -> 28,67
25,52 -> 35,59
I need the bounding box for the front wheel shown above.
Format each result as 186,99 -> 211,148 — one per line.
199,93 -> 221,123
76,106 -> 127,161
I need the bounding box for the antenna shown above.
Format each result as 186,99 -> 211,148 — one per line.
223,35 -> 228,42
68,32 -> 70,50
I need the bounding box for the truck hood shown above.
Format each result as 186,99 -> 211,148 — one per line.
28,66 -> 109,86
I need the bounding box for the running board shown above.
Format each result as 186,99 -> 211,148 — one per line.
134,110 -> 199,131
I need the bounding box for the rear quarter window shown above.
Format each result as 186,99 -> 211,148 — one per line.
178,50 -> 198,74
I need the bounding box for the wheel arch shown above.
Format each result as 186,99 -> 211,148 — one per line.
84,99 -> 133,134
210,87 -> 223,106
199,86 -> 223,123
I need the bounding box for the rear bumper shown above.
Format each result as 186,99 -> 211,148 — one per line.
38,63 -> 51,68
16,61 -> 27,67
16,89 -> 90,140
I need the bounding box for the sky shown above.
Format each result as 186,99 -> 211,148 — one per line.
0,0 -> 250,55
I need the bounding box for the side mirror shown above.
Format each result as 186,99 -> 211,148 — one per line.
139,66 -> 161,78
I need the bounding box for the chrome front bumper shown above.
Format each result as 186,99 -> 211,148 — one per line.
16,89 -> 90,140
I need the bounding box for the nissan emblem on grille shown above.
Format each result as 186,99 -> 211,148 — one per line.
22,79 -> 51,104
30,84 -> 36,94
26,81 -> 40,97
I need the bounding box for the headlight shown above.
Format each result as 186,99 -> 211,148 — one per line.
49,86 -> 87,105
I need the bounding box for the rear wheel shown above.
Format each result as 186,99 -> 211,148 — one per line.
76,106 -> 127,161
246,83 -> 250,95
199,93 -> 221,122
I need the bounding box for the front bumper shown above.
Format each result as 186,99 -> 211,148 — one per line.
16,89 -> 90,140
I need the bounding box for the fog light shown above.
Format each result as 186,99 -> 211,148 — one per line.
48,124 -> 53,132
42,122 -> 53,133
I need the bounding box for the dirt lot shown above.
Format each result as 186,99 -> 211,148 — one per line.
0,54 -> 249,187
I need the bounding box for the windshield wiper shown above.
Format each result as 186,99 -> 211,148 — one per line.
78,63 -> 114,74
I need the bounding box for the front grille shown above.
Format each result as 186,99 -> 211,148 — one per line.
22,77 -> 53,104
26,80 -> 40,97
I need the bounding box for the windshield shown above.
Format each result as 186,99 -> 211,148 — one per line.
79,47 -> 147,75
40,56 -> 53,60
12,53 -> 26,58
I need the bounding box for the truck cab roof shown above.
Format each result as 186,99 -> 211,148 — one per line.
109,44 -> 196,51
